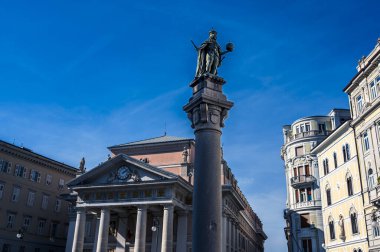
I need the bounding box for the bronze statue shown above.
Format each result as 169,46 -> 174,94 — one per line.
79,157 -> 86,173
192,29 -> 233,78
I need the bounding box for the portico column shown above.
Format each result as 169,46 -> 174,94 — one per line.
72,208 -> 86,252
92,215 -> 101,252
176,211 -> 188,252
161,205 -> 174,252
134,205 -> 148,252
116,215 -> 128,252
222,214 -> 227,252
96,208 -> 111,252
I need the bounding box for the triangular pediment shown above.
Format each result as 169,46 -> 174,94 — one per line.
67,154 -> 177,187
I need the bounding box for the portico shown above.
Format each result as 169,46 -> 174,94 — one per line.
66,154 -> 192,252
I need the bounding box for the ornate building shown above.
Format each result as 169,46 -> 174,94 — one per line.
66,135 -> 267,252
343,39 -> 380,252
281,109 -> 351,252
0,140 -> 78,252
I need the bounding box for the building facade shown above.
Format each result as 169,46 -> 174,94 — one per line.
0,140 -> 78,252
66,135 -> 267,252
281,110 -> 351,252
343,39 -> 380,251
311,122 -> 368,252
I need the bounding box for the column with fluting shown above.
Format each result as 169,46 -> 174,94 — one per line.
134,205 -> 147,252
72,208 -> 86,252
183,74 -> 233,252
161,204 -> 174,252
96,208 -> 110,252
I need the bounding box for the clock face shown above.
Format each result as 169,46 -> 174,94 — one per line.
117,166 -> 129,180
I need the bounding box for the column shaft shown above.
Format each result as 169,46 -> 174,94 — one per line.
96,208 -> 111,252
161,205 -> 174,252
116,216 -> 128,252
175,211 -> 188,252
72,208 -> 86,252
134,206 -> 147,252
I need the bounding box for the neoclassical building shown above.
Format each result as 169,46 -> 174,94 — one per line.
343,38 -> 380,252
281,109 -> 351,252
66,135 -> 266,252
0,140 -> 77,252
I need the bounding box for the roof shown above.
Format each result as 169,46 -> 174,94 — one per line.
108,135 -> 193,149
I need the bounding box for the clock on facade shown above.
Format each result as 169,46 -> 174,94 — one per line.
117,166 -> 130,180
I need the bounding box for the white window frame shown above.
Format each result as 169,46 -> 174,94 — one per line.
37,219 -> 46,234
41,195 -> 49,210
369,168 -> 376,189
11,187 -> 20,202
46,174 -> 52,185
370,81 -> 378,100
357,95 -> 363,113
30,170 -> 41,183
55,199 -> 61,212
23,216 -> 31,231
27,191 -> 36,206
7,213 -> 16,228
0,183 -> 4,199
58,178 -> 65,190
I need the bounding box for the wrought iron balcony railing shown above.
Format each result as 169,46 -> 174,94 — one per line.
286,130 -> 332,143
290,175 -> 316,188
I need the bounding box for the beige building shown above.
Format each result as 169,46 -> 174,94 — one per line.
311,121 -> 368,252
66,135 -> 267,252
281,109 -> 351,252
343,38 -> 380,251
0,140 -> 78,252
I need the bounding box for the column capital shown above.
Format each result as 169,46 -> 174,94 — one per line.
137,205 -> 148,210
163,204 -> 174,211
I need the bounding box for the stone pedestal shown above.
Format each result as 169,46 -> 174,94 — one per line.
183,74 -> 233,252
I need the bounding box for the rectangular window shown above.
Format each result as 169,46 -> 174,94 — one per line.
307,188 -> 312,201
300,214 -> 311,228
293,167 -> 298,177
11,187 -> 20,202
0,183 -> 4,199
41,195 -> 49,210
14,165 -> 26,178
305,123 -> 311,132
364,132 -> 370,151
46,174 -> 52,185
50,222 -> 58,238
30,170 -> 41,183
37,219 -> 46,234
295,146 -> 304,157
329,221 -> 335,240
300,188 -> 307,202
357,95 -> 363,113
58,179 -> 65,190
27,191 -> 36,206
0,160 -> 11,173
327,189 -> 332,206
7,213 -> 16,228
305,165 -> 310,176
319,123 -> 326,132
23,216 -> 31,231
296,126 -> 300,134
55,199 -> 61,212
300,124 -> 305,133
302,239 -> 312,252
370,81 -> 378,100
295,190 -> 300,203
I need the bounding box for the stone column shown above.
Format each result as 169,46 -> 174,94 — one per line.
176,211 -> 188,252
134,205 -> 148,252
222,214 -> 227,252
183,75 -> 233,252
65,209 -> 77,252
92,215 -> 101,252
72,208 -> 86,252
96,208 -> 110,252
116,215 -> 128,252
161,205 -> 174,252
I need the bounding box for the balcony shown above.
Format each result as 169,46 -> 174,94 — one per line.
369,186 -> 380,207
286,130 -> 332,143
291,200 -> 321,210
290,175 -> 316,188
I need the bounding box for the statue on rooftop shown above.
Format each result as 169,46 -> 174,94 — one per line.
192,29 -> 234,78
79,157 -> 86,173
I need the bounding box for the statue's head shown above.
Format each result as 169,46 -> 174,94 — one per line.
209,29 -> 217,40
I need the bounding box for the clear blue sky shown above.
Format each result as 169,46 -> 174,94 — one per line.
0,0 -> 379,250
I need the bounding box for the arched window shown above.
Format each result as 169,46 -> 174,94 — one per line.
363,132 -> 370,151
347,176 -> 353,196
329,216 -> 335,240
326,185 -> 332,206
333,152 -> 338,168
350,208 -> 359,234
368,166 -> 375,189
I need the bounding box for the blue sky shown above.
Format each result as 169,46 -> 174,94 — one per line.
0,0 -> 379,250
